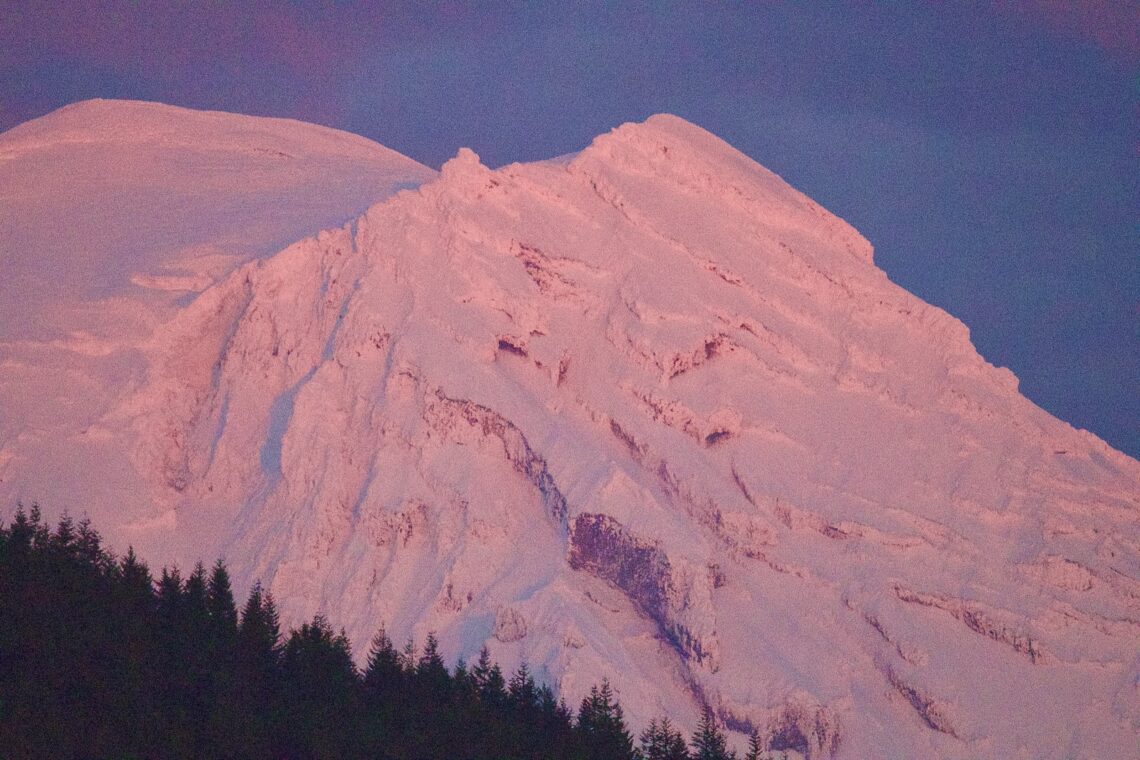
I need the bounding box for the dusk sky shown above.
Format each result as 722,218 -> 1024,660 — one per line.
2,2 -> 1136,458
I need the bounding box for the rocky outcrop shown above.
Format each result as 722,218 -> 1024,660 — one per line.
493,606 -> 529,642
882,664 -> 961,739
568,513 -> 718,669
424,391 -> 568,528
892,585 -> 1048,664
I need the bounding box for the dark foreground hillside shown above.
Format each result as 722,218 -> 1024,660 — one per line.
0,507 -> 779,760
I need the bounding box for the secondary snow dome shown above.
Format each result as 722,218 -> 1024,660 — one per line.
0,99 -> 436,341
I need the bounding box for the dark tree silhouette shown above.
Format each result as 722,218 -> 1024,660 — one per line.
642,716 -> 692,759
691,704 -> 733,760
577,679 -> 638,759
0,507 -> 726,760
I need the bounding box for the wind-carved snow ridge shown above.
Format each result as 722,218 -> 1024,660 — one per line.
5,105 -> 1139,758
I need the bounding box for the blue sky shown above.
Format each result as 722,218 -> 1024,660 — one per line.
2,2 -> 1136,457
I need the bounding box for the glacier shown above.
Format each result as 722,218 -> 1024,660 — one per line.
1,101 -> 1137,758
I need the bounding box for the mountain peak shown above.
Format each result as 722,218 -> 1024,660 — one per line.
2,104 -> 1136,759
572,114 -> 876,266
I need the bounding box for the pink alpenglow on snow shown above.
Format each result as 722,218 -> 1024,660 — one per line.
1,102 -> 1137,759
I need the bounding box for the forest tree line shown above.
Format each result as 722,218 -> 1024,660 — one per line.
0,506 -> 786,759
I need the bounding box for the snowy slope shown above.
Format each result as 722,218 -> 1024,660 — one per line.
0,99 -> 435,545
4,105 -> 1139,757
0,98 -> 435,340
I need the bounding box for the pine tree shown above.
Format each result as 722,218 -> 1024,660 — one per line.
508,660 -> 538,713
228,582 -> 281,759
642,718 -> 665,758
690,705 -> 732,760
642,716 -> 691,759
473,645 -> 508,707
206,559 -> 239,642
744,728 -> 764,760
237,582 -> 282,669
417,631 -> 450,697
577,679 -> 637,759
363,626 -> 403,692
280,615 -> 359,758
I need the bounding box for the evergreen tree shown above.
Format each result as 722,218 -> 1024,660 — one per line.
203,560 -> 242,752
452,656 -> 473,696
577,679 -> 637,760
156,565 -> 183,618
206,559 -> 239,642
642,716 -> 691,760
642,718 -> 665,759
743,728 -> 765,760
75,516 -> 113,574
116,547 -> 153,610
401,637 -> 417,672
417,631 -> 451,698
237,582 -> 282,669
108,546 -> 158,757
280,615 -> 360,758
363,626 -> 403,693
536,682 -> 577,756
184,561 -> 209,617
473,645 -> 508,708
690,705 -> 732,760
225,582 -> 282,760
508,660 -> 539,713
360,626 -> 404,758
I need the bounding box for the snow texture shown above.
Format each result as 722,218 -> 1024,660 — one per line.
2,103 -> 1138,758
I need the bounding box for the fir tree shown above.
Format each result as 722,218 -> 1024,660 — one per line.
280,615 -> 359,758
417,631 -> 451,698
690,705 -> 733,760
206,559 -> 239,642
226,582 -> 281,760
508,660 -> 539,713
473,645 -> 508,707
642,716 -> 691,759
237,582 -> 282,669
363,626 -> 403,692
115,547 -> 153,610
577,679 -> 637,759
743,729 -> 765,760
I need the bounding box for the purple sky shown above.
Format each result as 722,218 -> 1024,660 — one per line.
2,2 -> 1137,458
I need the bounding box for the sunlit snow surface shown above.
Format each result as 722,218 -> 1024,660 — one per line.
0,100 -> 435,542
3,103 -> 1138,758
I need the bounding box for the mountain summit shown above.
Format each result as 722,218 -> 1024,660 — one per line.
2,103 -> 1137,758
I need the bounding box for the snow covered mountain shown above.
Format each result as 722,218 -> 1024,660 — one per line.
3,102 -> 1138,758
0,99 -> 434,526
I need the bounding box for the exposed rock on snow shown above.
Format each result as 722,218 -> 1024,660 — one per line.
2,104 -> 1138,758
569,512 -> 719,670
493,606 -> 529,643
